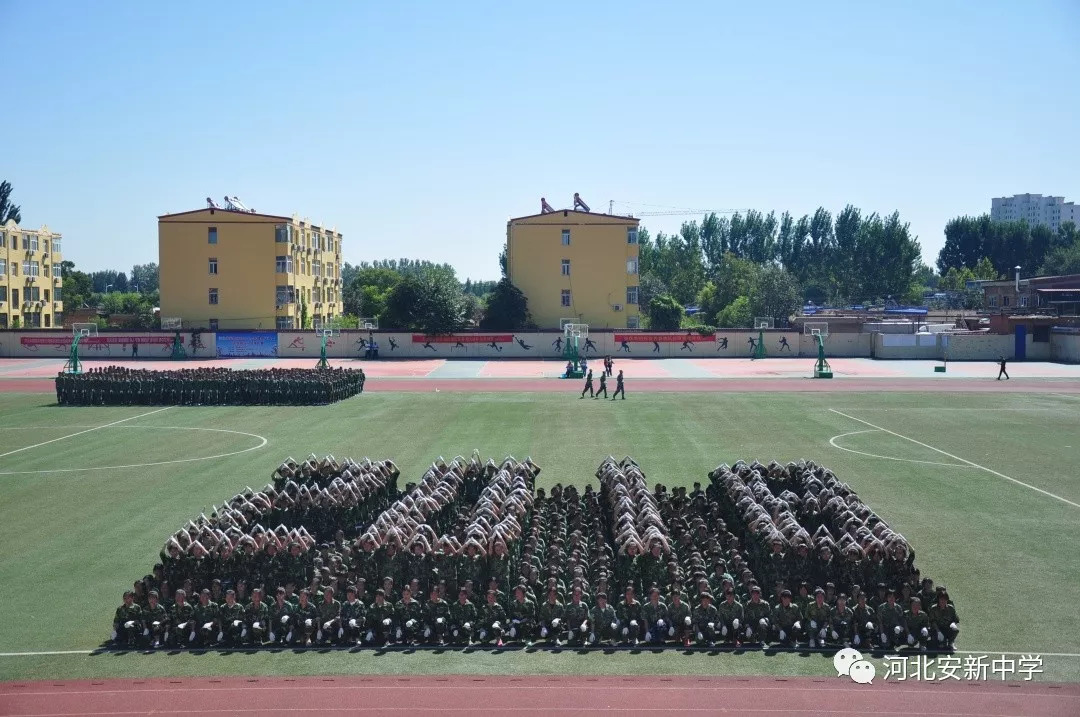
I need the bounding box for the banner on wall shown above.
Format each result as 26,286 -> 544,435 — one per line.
614,333 -> 716,343
20,335 -> 173,352
217,331 -> 278,357
411,334 -> 513,344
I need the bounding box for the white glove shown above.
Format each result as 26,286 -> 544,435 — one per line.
610,622 -> 617,631
707,622 -> 715,630
936,630 -> 945,642
270,631 -> 277,642
424,627 -> 432,638
759,618 -> 768,628
865,622 -> 873,631
338,627 -> 344,638
253,622 -> 262,630
830,630 -> 838,640
111,630 -> 118,640
383,618 -> 392,627
365,630 -> 374,642
317,630 -> 323,641
853,634 -> 860,646
493,622 -> 501,630
818,628 -> 826,639
893,625 -> 903,635
508,626 -> 517,638
176,622 -> 189,632
668,626 -> 675,637
233,620 -> 242,628
779,629 -> 787,641
189,630 -> 197,642
241,628 -> 248,639
463,622 -> 472,631
395,627 -> 403,640
142,628 -> 150,636
286,630 -> 294,642
880,632 -> 888,643
216,631 -> 224,642
479,629 -> 487,640
453,629 -> 460,638
436,617 -> 444,625
551,618 -> 560,628
152,621 -> 162,628
793,621 -> 801,631
809,620 -> 817,629
745,627 -> 752,638
696,631 -> 704,642
349,619 -> 358,628
684,616 -> 692,626
124,621 -> 137,629
588,632 -> 596,644
920,627 -> 929,638
907,634 -> 915,645
323,621 -> 332,630
512,619 -> 521,624
406,619 -> 416,628
281,615 -> 290,625
541,627 -> 548,638
657,619 -> 666,629
629,620 -> 638,628
732,619 -> 740,630
949,622 -> 958,631
621,626 -> 628,636
304,619 -> 313,629
721,626 -> 728,636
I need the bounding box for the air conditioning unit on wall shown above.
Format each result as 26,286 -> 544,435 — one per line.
612,304 -> 623,312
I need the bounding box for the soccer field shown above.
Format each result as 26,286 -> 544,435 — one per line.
1,390 -> 1078,682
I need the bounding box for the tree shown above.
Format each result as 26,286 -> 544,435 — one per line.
479,278 -> 532,330
646,294 -> 684,330
130,263 -> 159,293
715,296 -> 752,328
343,267 -> 401,318
382,268 -> 468,334
1039,241 -> 1080,276
747,264 -> 801,325
0,180 -> 21,225
300,298 -> 310,329
499,244 -> 508,278
62,268 -> 93,309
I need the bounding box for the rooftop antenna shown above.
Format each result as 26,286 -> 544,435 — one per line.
540,197 -> 556,214
206,197 -> 220,209
573,193 -> 590,212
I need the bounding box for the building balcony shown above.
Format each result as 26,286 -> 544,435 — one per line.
54,301 -> 63,311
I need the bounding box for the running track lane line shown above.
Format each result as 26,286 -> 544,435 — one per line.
828,409 -> 1080,510
0,407 -> 171,460
0,710 -> 1055,716
3,648 -> 1080,657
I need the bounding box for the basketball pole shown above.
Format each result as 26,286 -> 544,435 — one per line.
63,334 -> 83,374
316,331 -> 331,370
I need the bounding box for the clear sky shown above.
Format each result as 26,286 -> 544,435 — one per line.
5,1 -> 1079,279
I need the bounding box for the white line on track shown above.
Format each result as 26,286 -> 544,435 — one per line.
829,430 -> 973,468
829,409 -> 1080,510
0,710 -> 1061,717
0,426 -> 268,475
0,407 -> 171,460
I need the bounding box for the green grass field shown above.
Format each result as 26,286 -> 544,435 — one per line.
2,391 -> 1078,682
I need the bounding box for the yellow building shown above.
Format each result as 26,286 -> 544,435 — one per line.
0,220 -> 63,329
158,206 -> 343,330
506,205 -> 641,329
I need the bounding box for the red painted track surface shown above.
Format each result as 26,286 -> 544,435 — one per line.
2,675 -> 1076,716
2,377 -> 1079,395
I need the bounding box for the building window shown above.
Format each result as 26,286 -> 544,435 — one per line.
275,224 -> 291,243
44,264 -> 50,277
208,227 -> 218,244
208,258 -> 218,275
626,286 -> 639,305
627,315 -> 639,329
989,295 -> 997,307
561,229 -> 571,246
53,238 -> 61,253
627,227 -> 638,244
0,260 -> 5,275
22,260 -> 31,275
1003,296 -> 1010,307
0,232 -> 5,248
561,259 -> 570,276
29,236 -> 39,251
44,289 -> 50,301
276,316 -> 292,329
55,287 -> 62,301
11,262 -> 17,276
276,255 -> 293,273
561,289 -> 571,307
209,288 -> 219,305
45,314 -> 51,328
209,319 -> 219,331
1020,295 -> 1028,307
627,258 -> 638,274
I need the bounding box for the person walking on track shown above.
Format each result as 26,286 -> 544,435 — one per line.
581,369 -> 594,398
595,371 -> 608,399
997,356 -> 1009,380
612,370 -> 625,400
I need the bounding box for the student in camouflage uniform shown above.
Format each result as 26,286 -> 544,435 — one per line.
424,587 -> 452,645
717,588 -> 744,644
219,589 -> 246,646
143,590 -> 169,648
905,596 -> 931,650
876,588 -> 906,650
112,590 -> 144,647
245,588 -> 270,645
829,593 -> 854,647
192,589 -> 220,646
805,587 -> 831,648
367,589 -> 395,645
928,591 -> 960,649
395,586 -> 424,644
317,586 -> 342,644
641,587 -> 668,643
477,590 -> 507,646
772,589 -> 801,646
269,587 -> 294,644
170,588 -> 196,647
851,591 -> 875,648
563,586 -> 590,645
692,592 -> 719,646
742,585 -> 771,644
667,590 -> 692,645
293,589 -> 320,646
508,585 -> 536,643
537,587 -> 564,645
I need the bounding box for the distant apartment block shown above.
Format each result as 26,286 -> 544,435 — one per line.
990,194 -> 1079,233
0,220 -> 63,329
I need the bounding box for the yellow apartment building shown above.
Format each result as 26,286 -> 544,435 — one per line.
0,220 -> 64,329
158,206 -> 343,330
506,206 -> 641,329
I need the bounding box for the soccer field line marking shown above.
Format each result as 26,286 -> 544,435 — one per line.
828,430 -> 974,468
829,409 -> 1080,510
0,711 -> 1056,717
0,426 -> 269,475
0,407 -> 171,460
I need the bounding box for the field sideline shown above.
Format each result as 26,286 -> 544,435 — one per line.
0,385 -> 1078,684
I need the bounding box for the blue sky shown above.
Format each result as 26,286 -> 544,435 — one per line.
5,1 -> 1079,280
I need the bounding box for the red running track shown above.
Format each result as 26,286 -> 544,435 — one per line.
2,675 -> 1077,716
2,377 -> 1079,395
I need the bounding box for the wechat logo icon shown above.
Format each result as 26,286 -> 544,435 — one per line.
834,647 -> 876,684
